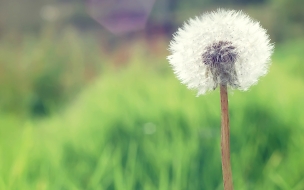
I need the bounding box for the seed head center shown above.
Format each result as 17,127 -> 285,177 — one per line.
202,41 -> 239,88
202,41 -> 237,67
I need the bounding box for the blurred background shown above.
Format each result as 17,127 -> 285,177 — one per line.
0,0 -> 304,189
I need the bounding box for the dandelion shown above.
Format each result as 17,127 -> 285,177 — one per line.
168,9 -> 274,190
168,9 -> 273,95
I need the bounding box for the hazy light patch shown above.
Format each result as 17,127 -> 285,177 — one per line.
40,5 -> 60,22
143,122 -> 156,135
86,0 -> 155,35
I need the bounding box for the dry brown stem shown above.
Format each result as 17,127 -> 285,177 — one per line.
220,85 -> 233,190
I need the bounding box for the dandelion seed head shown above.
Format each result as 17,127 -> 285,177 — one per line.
168,9 -> 274,95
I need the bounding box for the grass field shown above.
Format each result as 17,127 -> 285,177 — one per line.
0,33 -> 304,189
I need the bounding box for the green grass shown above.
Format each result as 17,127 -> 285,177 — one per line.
0,36 -> 304,189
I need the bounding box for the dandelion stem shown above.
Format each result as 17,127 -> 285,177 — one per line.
220,84 -> 233,190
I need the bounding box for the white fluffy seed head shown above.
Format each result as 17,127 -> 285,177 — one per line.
168,9 -> 274,96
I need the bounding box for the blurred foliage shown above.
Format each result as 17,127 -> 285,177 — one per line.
271,0 -> 304,22
0,27 -> 103,116
1,0 -> 303,41
0,0 -> 304,189
0,36 -> 304,189
269,0 -> 304,41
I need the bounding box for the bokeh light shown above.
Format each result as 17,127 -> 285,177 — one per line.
86,0 -> 156,34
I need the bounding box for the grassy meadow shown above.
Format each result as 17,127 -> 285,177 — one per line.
0,30 -> 304,190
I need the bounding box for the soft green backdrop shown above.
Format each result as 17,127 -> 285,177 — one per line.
0,0 -> 304,189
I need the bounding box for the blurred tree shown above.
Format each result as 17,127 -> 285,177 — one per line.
147,0 -> 178,37
201,0 -> 268,5
270,0 -> 304,41
274,0 -> 304,22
